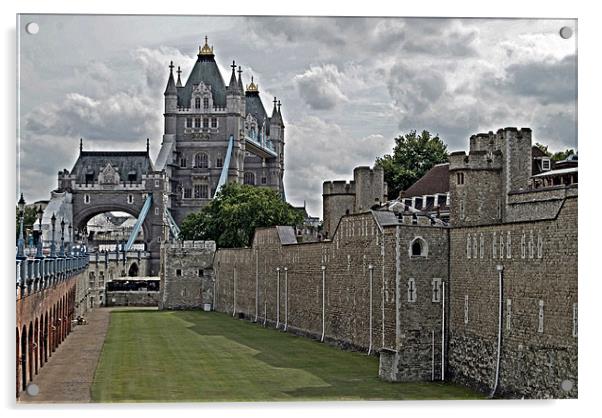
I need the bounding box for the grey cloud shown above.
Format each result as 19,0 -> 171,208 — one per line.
502,55 -> 576,104
387,63 -> 447,115
294,65 -> 348,110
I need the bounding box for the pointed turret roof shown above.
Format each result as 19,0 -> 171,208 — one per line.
227,60 -> 240,94
237,66 -> 244,92
178,36 -> 226,107
270,97 -> 283,126
164,61 -> 177,96
245,80 -> 269,134
176,66 -> 183,88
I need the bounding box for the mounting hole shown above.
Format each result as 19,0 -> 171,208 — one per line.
25,22 -> 39,35
26,383 -> 39,396
561,379 -> 574,392
559,26 -> 573,39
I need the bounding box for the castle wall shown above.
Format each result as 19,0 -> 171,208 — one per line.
213,213 -> 450,382
159,241 -> 216,310
447,196 -> 577,398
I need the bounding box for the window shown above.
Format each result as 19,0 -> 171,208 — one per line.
521,232 -> 526,258
127,194 -> 134,204
186,118 -> 192,128
492,232 -> 497,258
261,176 -> 267,185
183,188 -> 192,199
203,118 -> 209,128
244,172 -> 256,185
176,269 -> 182,276
203,97 -> 209,109
154,179 -> 160,188
457,172 -> 464,185
179,156 -> 187,168
506,231 -> 511,259
529,230 -> 534,259
211,117 -> 217,128
216,157 -> 223,168
431,278 -> 442,303
194,118 -> 201,128
195,97 -> 201,109
472,233 -> 478,259
466,235 -> 471,259
410,237 -> 427,257
407,278 -> 417,303
479,233 -> 484,259
460,199 -> 465,220
155,207 -> 159,216
537,232 -> 543,259
84,194 -> 91,204
198,269 -> 204,277
464,295 -> 469,324
542,158 -> 551,171
128,172 -> 136,182
499,234 -> 504,258
194,184 -> 208,199
573,303 -> 578,338
194,153 -> 208,169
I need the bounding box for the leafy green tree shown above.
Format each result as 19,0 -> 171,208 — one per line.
16,205 -> 38,240
375,130 -> 448,199
179,183 -> 304,248
535,142 -> 576,161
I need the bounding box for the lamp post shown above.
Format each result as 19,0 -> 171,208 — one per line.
68,224 -> 72,254
50,213 -> 57,258
17,193 -> 26,259
35,206 -> 44,258
60,218 -> 65,257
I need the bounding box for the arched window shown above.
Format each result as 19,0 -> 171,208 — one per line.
244,172 -> 256,185
195,97 -> 201,109
194,153 -> 208,169
410,237 -> 428,257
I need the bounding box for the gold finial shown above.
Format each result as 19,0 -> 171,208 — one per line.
246,75 -> 258,92
199,35 -> 214,55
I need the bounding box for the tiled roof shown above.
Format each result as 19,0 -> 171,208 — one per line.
403,163 -> 449,197
178,55 -> 227,107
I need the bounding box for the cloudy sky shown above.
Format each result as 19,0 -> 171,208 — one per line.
17,15 -> 577,218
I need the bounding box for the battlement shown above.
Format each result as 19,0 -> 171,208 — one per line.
449,149 -> 504,171
323,180 -> 356,195
468,127 -> 532,154
164,240 -> 216,252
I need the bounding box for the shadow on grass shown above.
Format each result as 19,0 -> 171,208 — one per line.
168,310 -> 483,400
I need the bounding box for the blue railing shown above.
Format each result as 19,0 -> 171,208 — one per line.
16,253 -> 89,300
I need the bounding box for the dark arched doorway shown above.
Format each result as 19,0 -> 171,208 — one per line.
128,262 -> 139,277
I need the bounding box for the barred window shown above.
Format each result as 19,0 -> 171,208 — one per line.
194,153 -> 208,168
499,233 -> 504,259
506,231 -> 512,259
216,157 -> 223,168
203,118 -> 209,128
195,97 -> 201,109
183,188 -> 192,199
244,172 -> 256,185
407,278 -> 417,303
194,118 -> 201,128
492,232 -> 497,258
211,117 -> 218,128
194,184 -> 208,199
186,118 -> 192,128
529,230 -> 534,259
203,97 -> 209,109
479,233 -> 484,258
179,156 -> 187,168
521,232 -> 526,259
472,234 -> 478,260
466,235 -> 471,259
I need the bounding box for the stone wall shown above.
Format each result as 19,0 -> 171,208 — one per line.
214,212 -> 450,382
447,196 -> 577,398
159,240 -> 216,310
105,291 -> 160,307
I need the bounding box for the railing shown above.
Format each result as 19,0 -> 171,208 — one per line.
16,254 -> 89,300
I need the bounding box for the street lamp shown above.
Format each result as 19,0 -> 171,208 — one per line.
17,193 -> 26,259
68,224 -> 72,254
50,213 -> 57,258
60,218 -> 65,257
35,206 -> 44,258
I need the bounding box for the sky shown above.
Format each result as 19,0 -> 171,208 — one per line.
17,15 -> 577,218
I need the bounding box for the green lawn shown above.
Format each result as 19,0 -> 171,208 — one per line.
91,310 -> 482,402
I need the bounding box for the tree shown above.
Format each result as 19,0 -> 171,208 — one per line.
16,205 -> 38,240
535,142 -> 576,161
179,183 -> 304,248
375,130 -> 448,200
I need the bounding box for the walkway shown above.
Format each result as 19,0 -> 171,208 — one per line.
19,307 -> 116,403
